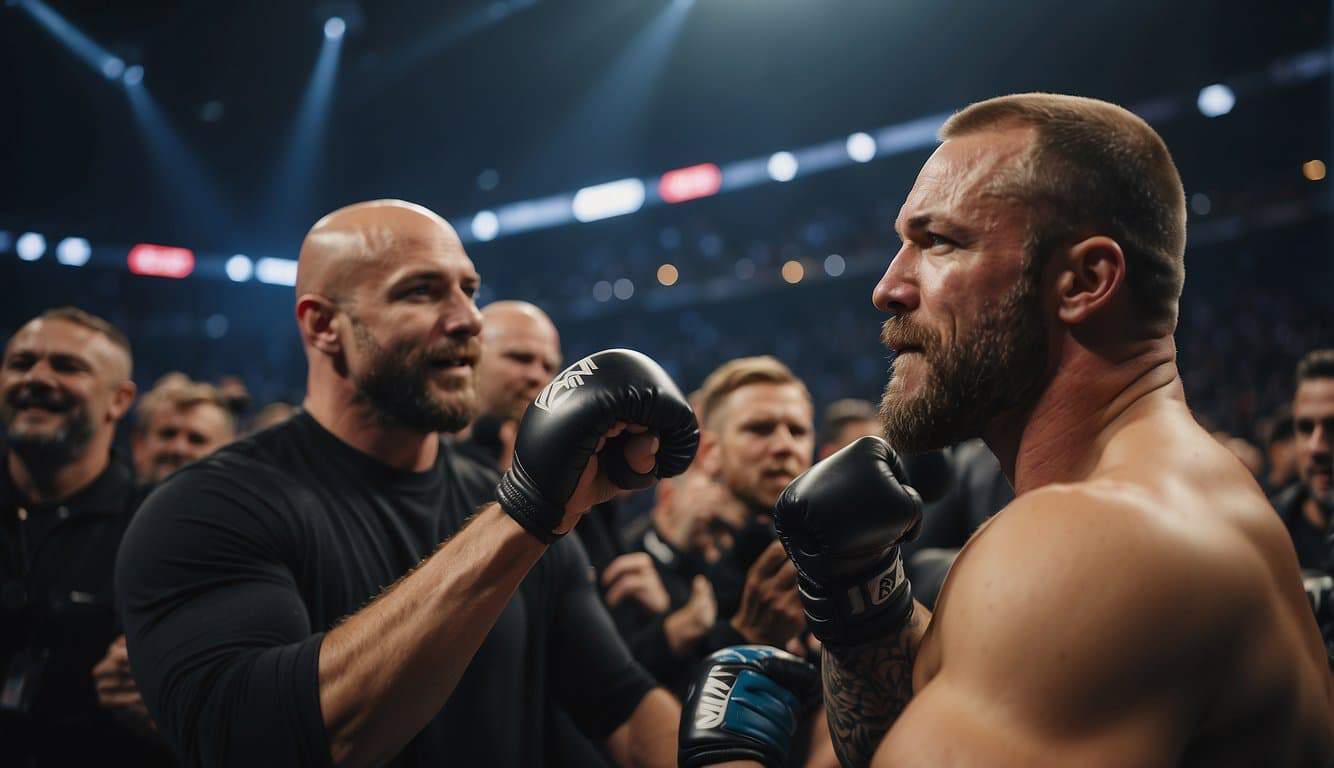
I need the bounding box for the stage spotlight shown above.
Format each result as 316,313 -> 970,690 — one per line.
572,178 -> 646,223
471,210 -> 500,241
324,16 -> 346,40
767,152 -> 799,182
102,56 -> 124,79
657,264 -> 679,286
1303,159 -> 1326,181
824,253 -> 845,277
1196,84 -> 1234,117
593,281 -> 613,302
255,257 -> 298,286
613,278 -> 635,300
846,132 -> 876,163
16,233 -> 46,261
123,65 -> 144,86
225,254 -> 254,282
55,237 -> 91,266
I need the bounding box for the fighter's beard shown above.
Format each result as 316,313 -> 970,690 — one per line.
878,266 -> 1048,454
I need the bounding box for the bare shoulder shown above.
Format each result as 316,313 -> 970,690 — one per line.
931,480 -> 1259,718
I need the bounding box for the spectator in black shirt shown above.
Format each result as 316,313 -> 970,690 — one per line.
456,300 -> 562,473
131,377 -> 236,487
116,200 -> 681,768
0,307 -> 166,766
1274,349 -> 1334,571
692,356 -> 811,649
816,398 -> 880,460
459,299 -> 711,707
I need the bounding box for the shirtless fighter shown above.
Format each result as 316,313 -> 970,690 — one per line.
678,94 -> 1334,767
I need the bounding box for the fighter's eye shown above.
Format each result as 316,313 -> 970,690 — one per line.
926,232 -> 956,249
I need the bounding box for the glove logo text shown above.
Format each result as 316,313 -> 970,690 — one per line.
693,668 -> 735,730
534,358 -> 600,413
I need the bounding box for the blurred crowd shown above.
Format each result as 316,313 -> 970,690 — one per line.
2,279 -> 1331,765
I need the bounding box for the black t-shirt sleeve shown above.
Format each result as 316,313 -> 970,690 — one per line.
114,466 -> 329,768
546,535 -> 657,741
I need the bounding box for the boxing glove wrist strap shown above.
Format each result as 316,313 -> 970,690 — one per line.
797,548 -> 914,648
496,466 -> 561,544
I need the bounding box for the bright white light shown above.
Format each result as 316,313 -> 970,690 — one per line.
593,281 -> 613,302
225,254 -> 254,282
324,16 -> 346,40
1197,84 -> 1235,118
16,233 -> 45,262
55,237 -> 91,267
102,57 -> 125,79
824,253 -> 846,277
123,65 -> 144,86
846,132 -> 877,163
255,257 -> 298,286
613,278 -> 635,300
471,210 -> 500,242
767,151 -> 798,182
572,178 -> 646,223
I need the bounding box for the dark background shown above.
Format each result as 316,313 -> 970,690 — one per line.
2,0 -> 1331,438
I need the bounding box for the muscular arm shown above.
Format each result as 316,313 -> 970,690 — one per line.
864,488 -> 1234,767
604,688 -> 681,768
822,601 -> 930,768
318,503 -> 546,767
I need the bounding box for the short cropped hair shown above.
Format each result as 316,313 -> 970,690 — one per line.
696,356 -> 810,429
134,378 -> 235,436
1296,349 -> 1334,387
820,398 -> 878,445
36,306 -> 133,370
940,93 -> 1187,335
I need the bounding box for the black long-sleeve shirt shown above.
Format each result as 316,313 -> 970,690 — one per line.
115,412 -> 655,768
1,452 -> 171,767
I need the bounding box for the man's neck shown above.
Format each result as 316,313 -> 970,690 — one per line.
8,442 -> 110,507
303,383 -> 439,473
984,336 -> 1182,496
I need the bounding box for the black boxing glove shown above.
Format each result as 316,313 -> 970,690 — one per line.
678,646 -> 820,768
773,435 -> 923,648
497,349 -> 698,543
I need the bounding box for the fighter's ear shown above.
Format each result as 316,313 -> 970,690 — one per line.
296,294 -> 344,356
1053,235 -> 1126,326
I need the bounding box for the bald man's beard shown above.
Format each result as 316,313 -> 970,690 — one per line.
878,266 -> 1048,454
349,321 -> 479,434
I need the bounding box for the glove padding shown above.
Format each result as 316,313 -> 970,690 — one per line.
773,436 -> 923,648
679,646 -> 820,768
497,348 -> 698,543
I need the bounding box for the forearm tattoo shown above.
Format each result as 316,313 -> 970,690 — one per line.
822,607 -> 927,768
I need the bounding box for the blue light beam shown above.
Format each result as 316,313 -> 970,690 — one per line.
16,0 -> 124,80
269,31 -> 344,223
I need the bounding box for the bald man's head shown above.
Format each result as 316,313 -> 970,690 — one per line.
475,300 -> 562,421
296,199 -> 464,303
294,199 -> 483,434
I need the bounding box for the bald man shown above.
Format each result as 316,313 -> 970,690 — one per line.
116,200 -> 683,768
456,300 -> 562,472
0,308 -> 169,766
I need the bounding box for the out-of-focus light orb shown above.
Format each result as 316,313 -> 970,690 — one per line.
1302,159 -> 1326,181
781,260 -> 805,284
767,151 -> 798,182
657,264 -> 679,286
1196,84 -> 1234,118
846,132 -> 876,163
824,253 -> 846,277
